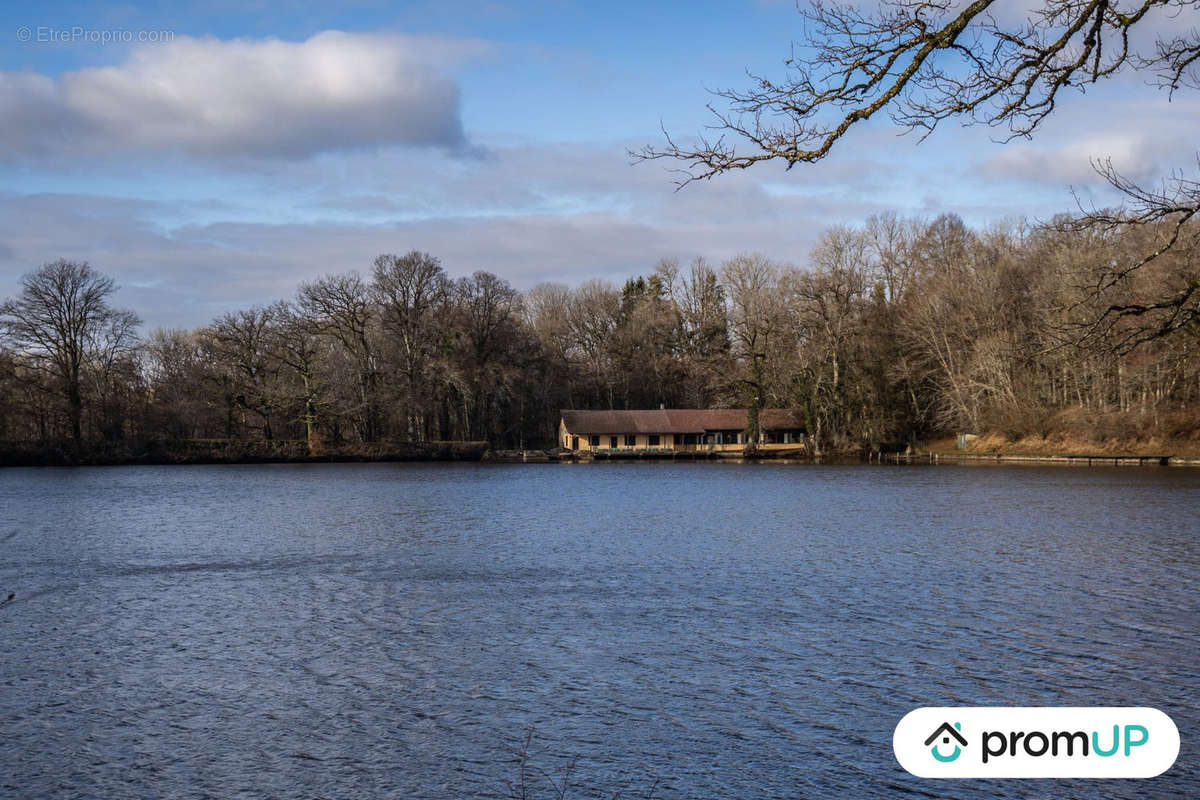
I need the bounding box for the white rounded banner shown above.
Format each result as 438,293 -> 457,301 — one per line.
894,707 -> 1179,778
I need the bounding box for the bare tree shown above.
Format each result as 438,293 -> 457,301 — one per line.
372,251 -> 449,441
298,272 -> 379,441
142,329 -> 212,439
865,211 -> 925,303
524,282 -> 574,365
0,259 -> 140,447
267,301 -> 326,453
636,0 -> 1200,346
203,307 -> 284,440
521,282 -> 577,439
722,254 -> 784,454
568,280 -> 621,408
457,271 -> 521,374
1059,161 -> 1200,351
87,307 -> 142,441
785,228 -> 871,451
454,271 -> 522,440
673,258 -> 732,380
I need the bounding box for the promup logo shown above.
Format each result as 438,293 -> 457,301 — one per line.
924,722 -> 967,762
894,707 -> 1179,778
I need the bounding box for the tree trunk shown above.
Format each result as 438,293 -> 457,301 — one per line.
743,354 -> 764,457
67,380 -> 83,449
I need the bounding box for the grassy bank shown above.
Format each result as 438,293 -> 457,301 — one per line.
0,439 -> 489,467
910,406 -> 1200,460
923,432 -> 1200,460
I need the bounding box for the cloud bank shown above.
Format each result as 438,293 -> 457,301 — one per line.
0,31 -> 481,160
0,139 -> 1036,332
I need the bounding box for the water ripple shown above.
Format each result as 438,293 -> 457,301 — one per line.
0,462 -> 1196,798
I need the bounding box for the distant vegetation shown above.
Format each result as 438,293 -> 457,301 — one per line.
1,212 -> 1197,457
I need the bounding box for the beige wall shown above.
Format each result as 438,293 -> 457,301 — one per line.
559,419 -> 805,452
560,421 -> 674,451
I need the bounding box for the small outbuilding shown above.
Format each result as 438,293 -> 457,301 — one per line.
558,408 -> 806,454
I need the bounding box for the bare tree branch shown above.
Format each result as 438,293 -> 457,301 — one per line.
1056,158 -> 1200,351
633,0 -> 1197,186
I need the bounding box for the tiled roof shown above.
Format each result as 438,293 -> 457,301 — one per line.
559,408 -> 805,435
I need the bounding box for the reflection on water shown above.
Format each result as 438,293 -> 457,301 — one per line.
0,463 -> 1196,798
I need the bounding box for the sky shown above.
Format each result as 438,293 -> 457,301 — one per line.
1,0 -> 1198,330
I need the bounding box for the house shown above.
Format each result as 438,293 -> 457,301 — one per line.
558,408 -> 806,454
924,722 -> 968,749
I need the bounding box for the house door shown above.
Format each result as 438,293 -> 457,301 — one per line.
571,436 -> 578,450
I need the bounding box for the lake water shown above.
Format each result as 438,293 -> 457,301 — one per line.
0,462 -> 1196,798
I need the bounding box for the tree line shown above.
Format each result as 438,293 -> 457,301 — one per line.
1,211 -> 1197,455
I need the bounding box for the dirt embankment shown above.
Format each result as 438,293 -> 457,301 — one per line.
913,407 -> 1199,459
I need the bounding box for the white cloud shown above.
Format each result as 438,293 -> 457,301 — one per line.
0,31 -> 485,160
0,175 -> 850,330
0,72 -> 77,157
0,140 -> 1029,334
967,72 -> 1200,194
5,84 -> 1191,332
978,133 -> 1161,185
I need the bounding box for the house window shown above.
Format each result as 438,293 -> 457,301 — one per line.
571,436 -> 579,450
589,435 -> 599,447
648,434 -> 660,446
625,435 -> 636,447
610,436 -> 618,449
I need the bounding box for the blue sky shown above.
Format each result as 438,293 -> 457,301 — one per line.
2,1 -> 1198,329
1,1 -> 798,136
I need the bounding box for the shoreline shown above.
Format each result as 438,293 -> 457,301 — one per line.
3,440 -> 1198,468
917,433 -> 1200,467
875,451 -> 1200,467
0,439 -> 489,468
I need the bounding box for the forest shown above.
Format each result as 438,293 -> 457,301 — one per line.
1,211 -> 1197,458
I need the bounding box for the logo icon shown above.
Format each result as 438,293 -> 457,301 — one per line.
925,721 -> 967,762
896,707 -> 1179,778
